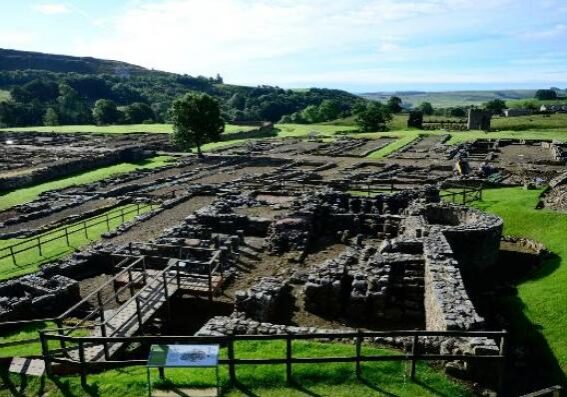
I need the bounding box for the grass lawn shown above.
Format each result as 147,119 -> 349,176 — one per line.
275,123 -> 358,137
472,187 -> 567,382
0,155 -> 173,211
0,340 -> 471,396
0,203 -> 153,280
0,124 -> 255,134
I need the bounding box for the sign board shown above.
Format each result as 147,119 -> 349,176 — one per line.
148,344 -> 219,368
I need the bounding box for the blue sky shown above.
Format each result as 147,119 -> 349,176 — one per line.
1,0 -> 567,92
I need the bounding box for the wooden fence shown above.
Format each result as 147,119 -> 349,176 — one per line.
39,329 -> 507,393
0,202 -> 155,268
440,184 -> 483,205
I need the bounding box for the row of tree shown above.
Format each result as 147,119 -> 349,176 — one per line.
0,69 -> 363,127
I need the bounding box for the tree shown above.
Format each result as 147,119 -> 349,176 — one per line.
57,84 -> 92,124
92,99 -> 120,125
318,99 -> 341,121
484,99 -> 507,114
170,93 -> 225,157
418,102 -> 434,115
386,96 -> 403,113
301,105 -> 322,123
449,107 -> 467,118
535,89 -> 558,100
43,107 -> 59,126
124,102 -> 155,124
355,102 -> 392,132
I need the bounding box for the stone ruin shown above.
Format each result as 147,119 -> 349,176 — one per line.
467,109 -> 492,131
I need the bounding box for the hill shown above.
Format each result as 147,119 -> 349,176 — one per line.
360,90 -> 536,108
0,48 -> 364,127
0,48 -> 153,76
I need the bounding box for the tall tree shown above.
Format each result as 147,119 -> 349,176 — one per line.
92,99 -> 120,125
484,99 -> 507,114
535,89 -> 558,100
124,102 -> 154,124
386,96 -> 403,113
170,93 -> 225,157
43,107 -> 59,126
418,101 -> 434,115
355,102 -> 392,132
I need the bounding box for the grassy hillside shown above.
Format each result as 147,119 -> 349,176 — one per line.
361,90 -> 536,108
473,188 -> 567,384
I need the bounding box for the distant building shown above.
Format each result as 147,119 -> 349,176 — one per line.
503,108 -> 533,117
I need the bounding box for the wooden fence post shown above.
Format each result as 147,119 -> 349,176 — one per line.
135,296 -> 144,334
39,331 -> 53,377
83,221 -> 89,239
97,291 -> 110,361
286,334 -> 293,384
78,340 -> 87,387
121,208 -> 125,223
162,273 -> 171,322
137,203 -> 141,216
227,336 -> 236,384
410,334 -> 418,380
37,237 -> 42,256
9,246 -> 17,266
355,330 -> 362,379
64,227 -> 70,246
106,213 -> 110,231
128,268 -> 135,297
498,332 -> 506,396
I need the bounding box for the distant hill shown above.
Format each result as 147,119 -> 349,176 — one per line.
0,48 -> 153,77
0,48 -> 364,127
360,90 -> 537,108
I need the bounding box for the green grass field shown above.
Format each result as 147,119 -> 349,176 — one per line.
0,155 -> 173,211
0,124 -> 255,134
472,188 -> 567,381
0,340 -> 471,396
0,203 -> 153,280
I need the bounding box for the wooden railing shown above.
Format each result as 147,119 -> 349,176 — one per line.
520,386 -> 562,397
0,202 -> 155,268
440,183 -> 483,205
39,329 -> 507,393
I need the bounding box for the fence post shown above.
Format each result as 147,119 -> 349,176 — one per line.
410,334 -> 418,380
64,227 -> 70,246
55,318 -> 67,351
128,268 -> 135,297
121,208 -> 125,223
39,331 -> 53,377
498,332 -> 506,396
97,291 -> 110,361
106,213 -> 110,232
135,296 -> 144,334
37,237 -> 43,256
355,330 -> 363,379
137,203 -> 141,216
208,260 -> 213,301
176,260 -> 181,289
9,246 -> 17,266
227,336 -> 236,384
162,273 -> 171,322
286,334 -> 293,384
142,256 -> 147,285
78,339 -> 87,387
83,221 -> 88,239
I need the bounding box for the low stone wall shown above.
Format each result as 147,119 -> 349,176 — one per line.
234,277 -> 291,322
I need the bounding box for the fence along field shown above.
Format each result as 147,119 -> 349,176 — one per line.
0,202 -> 155,280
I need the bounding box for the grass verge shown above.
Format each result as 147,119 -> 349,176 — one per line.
0,124 -> 254,134
0,156 -> 173,211
0,203 -> 153,280
471,187 -> 567,383
0,340 -> 471,396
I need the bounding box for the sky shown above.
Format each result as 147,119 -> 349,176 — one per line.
1,0 -> 567,92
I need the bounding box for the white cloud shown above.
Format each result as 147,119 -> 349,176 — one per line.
33,3 -> 71,15
67,0 -> 564,88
